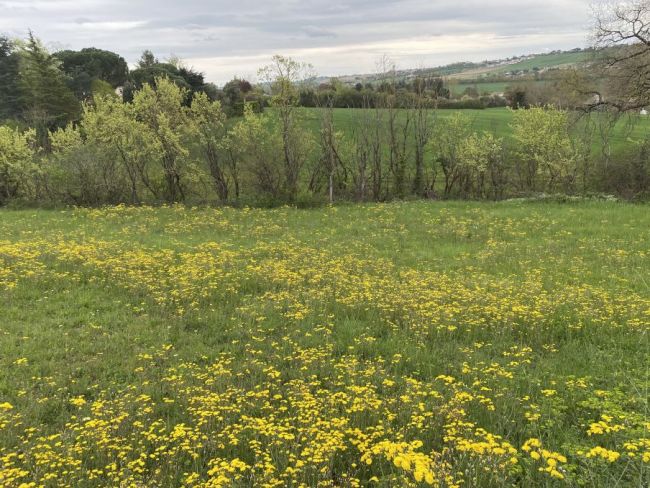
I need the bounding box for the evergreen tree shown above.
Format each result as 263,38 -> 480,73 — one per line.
0,36 -> 22,121
19,31 -> 79,144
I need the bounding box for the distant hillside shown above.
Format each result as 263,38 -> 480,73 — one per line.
321,48 -> 594,95
444,49 -> 592,79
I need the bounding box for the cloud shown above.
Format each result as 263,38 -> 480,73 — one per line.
0,0 -> 593,84
68,19 -> 148,31
301,25 -> 337,38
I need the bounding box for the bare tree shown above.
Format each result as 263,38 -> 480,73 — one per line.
591,1 -> 650,111
310,90 -> 348,203
370,101 -> 385,201
412,77 -> 435,196
378,56 -> 412,199
351,92 -> 376,201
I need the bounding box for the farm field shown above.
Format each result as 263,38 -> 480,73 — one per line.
448,80 -> 549,96
0,201 -> 648,486
296,107 -> 650,155
449,51 -> 590,80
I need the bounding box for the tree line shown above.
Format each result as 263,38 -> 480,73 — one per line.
1,1 -> 650,207
0,32 -> 264,138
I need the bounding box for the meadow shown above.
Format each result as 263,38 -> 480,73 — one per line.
0,201 -> 648,487
298,107 -> 650,156
447,81 -> 519,96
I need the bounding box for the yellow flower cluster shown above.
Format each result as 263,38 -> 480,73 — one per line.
623,439 -> 650,462
587,415 -> 626,435
361,440 -> 439,485
584,446 -> 621,462
522,438 -> 567,479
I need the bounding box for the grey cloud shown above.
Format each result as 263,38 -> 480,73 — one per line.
301,26 -> 337,38
0,0 -> 592,83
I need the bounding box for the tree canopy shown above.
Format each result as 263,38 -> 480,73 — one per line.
55,47 -> 128,99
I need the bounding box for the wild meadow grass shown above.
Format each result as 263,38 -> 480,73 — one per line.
0,201 -> 648,486
296,107 -> 650,155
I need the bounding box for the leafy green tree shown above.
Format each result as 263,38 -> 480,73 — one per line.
127,51 -> 213,105
0,126 -> 37,204
459,132 -> 506,199
55,48 -> 128,100
129,64 -> 190,94
48,92 -> 172,205
505,84 -> 529,109
431,112 -> 472,196
56,48 -> 128,87
132,77 -> 193,202
221,78 -> 258,116
511,107 -> 577,192
48,122 -> 109,204
91,79 -> 118,99
227,103 -> 283,199
190,92 -> 229,201
138,50 -> 157,69
83,96 -> 161,203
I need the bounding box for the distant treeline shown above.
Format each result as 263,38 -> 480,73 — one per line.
297,78 -> 509,110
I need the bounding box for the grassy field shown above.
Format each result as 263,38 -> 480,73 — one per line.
297,107 -> 650,157
0,202 -> 648,486
448,80 -> 548,96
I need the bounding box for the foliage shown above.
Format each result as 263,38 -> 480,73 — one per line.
17,32 -> 80,141
190,93 -> 229,201
511,107 -> 578,192
219,78 -> 263,116
55,47 -> 128,99
132,77 -> 195,202
259,56 -> 315,202
126,51 -> 216,105
1,31 -> 650,206
0,126 -> 37,203
431,112 -> 473,196
459,131 -> 506,199
0,36 -> 22,121
227,104 -> 284,199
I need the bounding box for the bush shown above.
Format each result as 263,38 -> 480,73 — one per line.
0,126 -> 38,204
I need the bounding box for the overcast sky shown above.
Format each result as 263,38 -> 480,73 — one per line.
0,0 -> 593,85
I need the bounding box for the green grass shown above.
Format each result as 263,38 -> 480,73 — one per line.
0,201 -> 648,486
296,107 -> 650,156
449,80 -> 549,96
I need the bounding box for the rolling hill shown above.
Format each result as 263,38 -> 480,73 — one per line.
323,48 -> 593,95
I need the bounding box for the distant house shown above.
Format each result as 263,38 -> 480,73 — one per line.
640,109 -> 648,116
